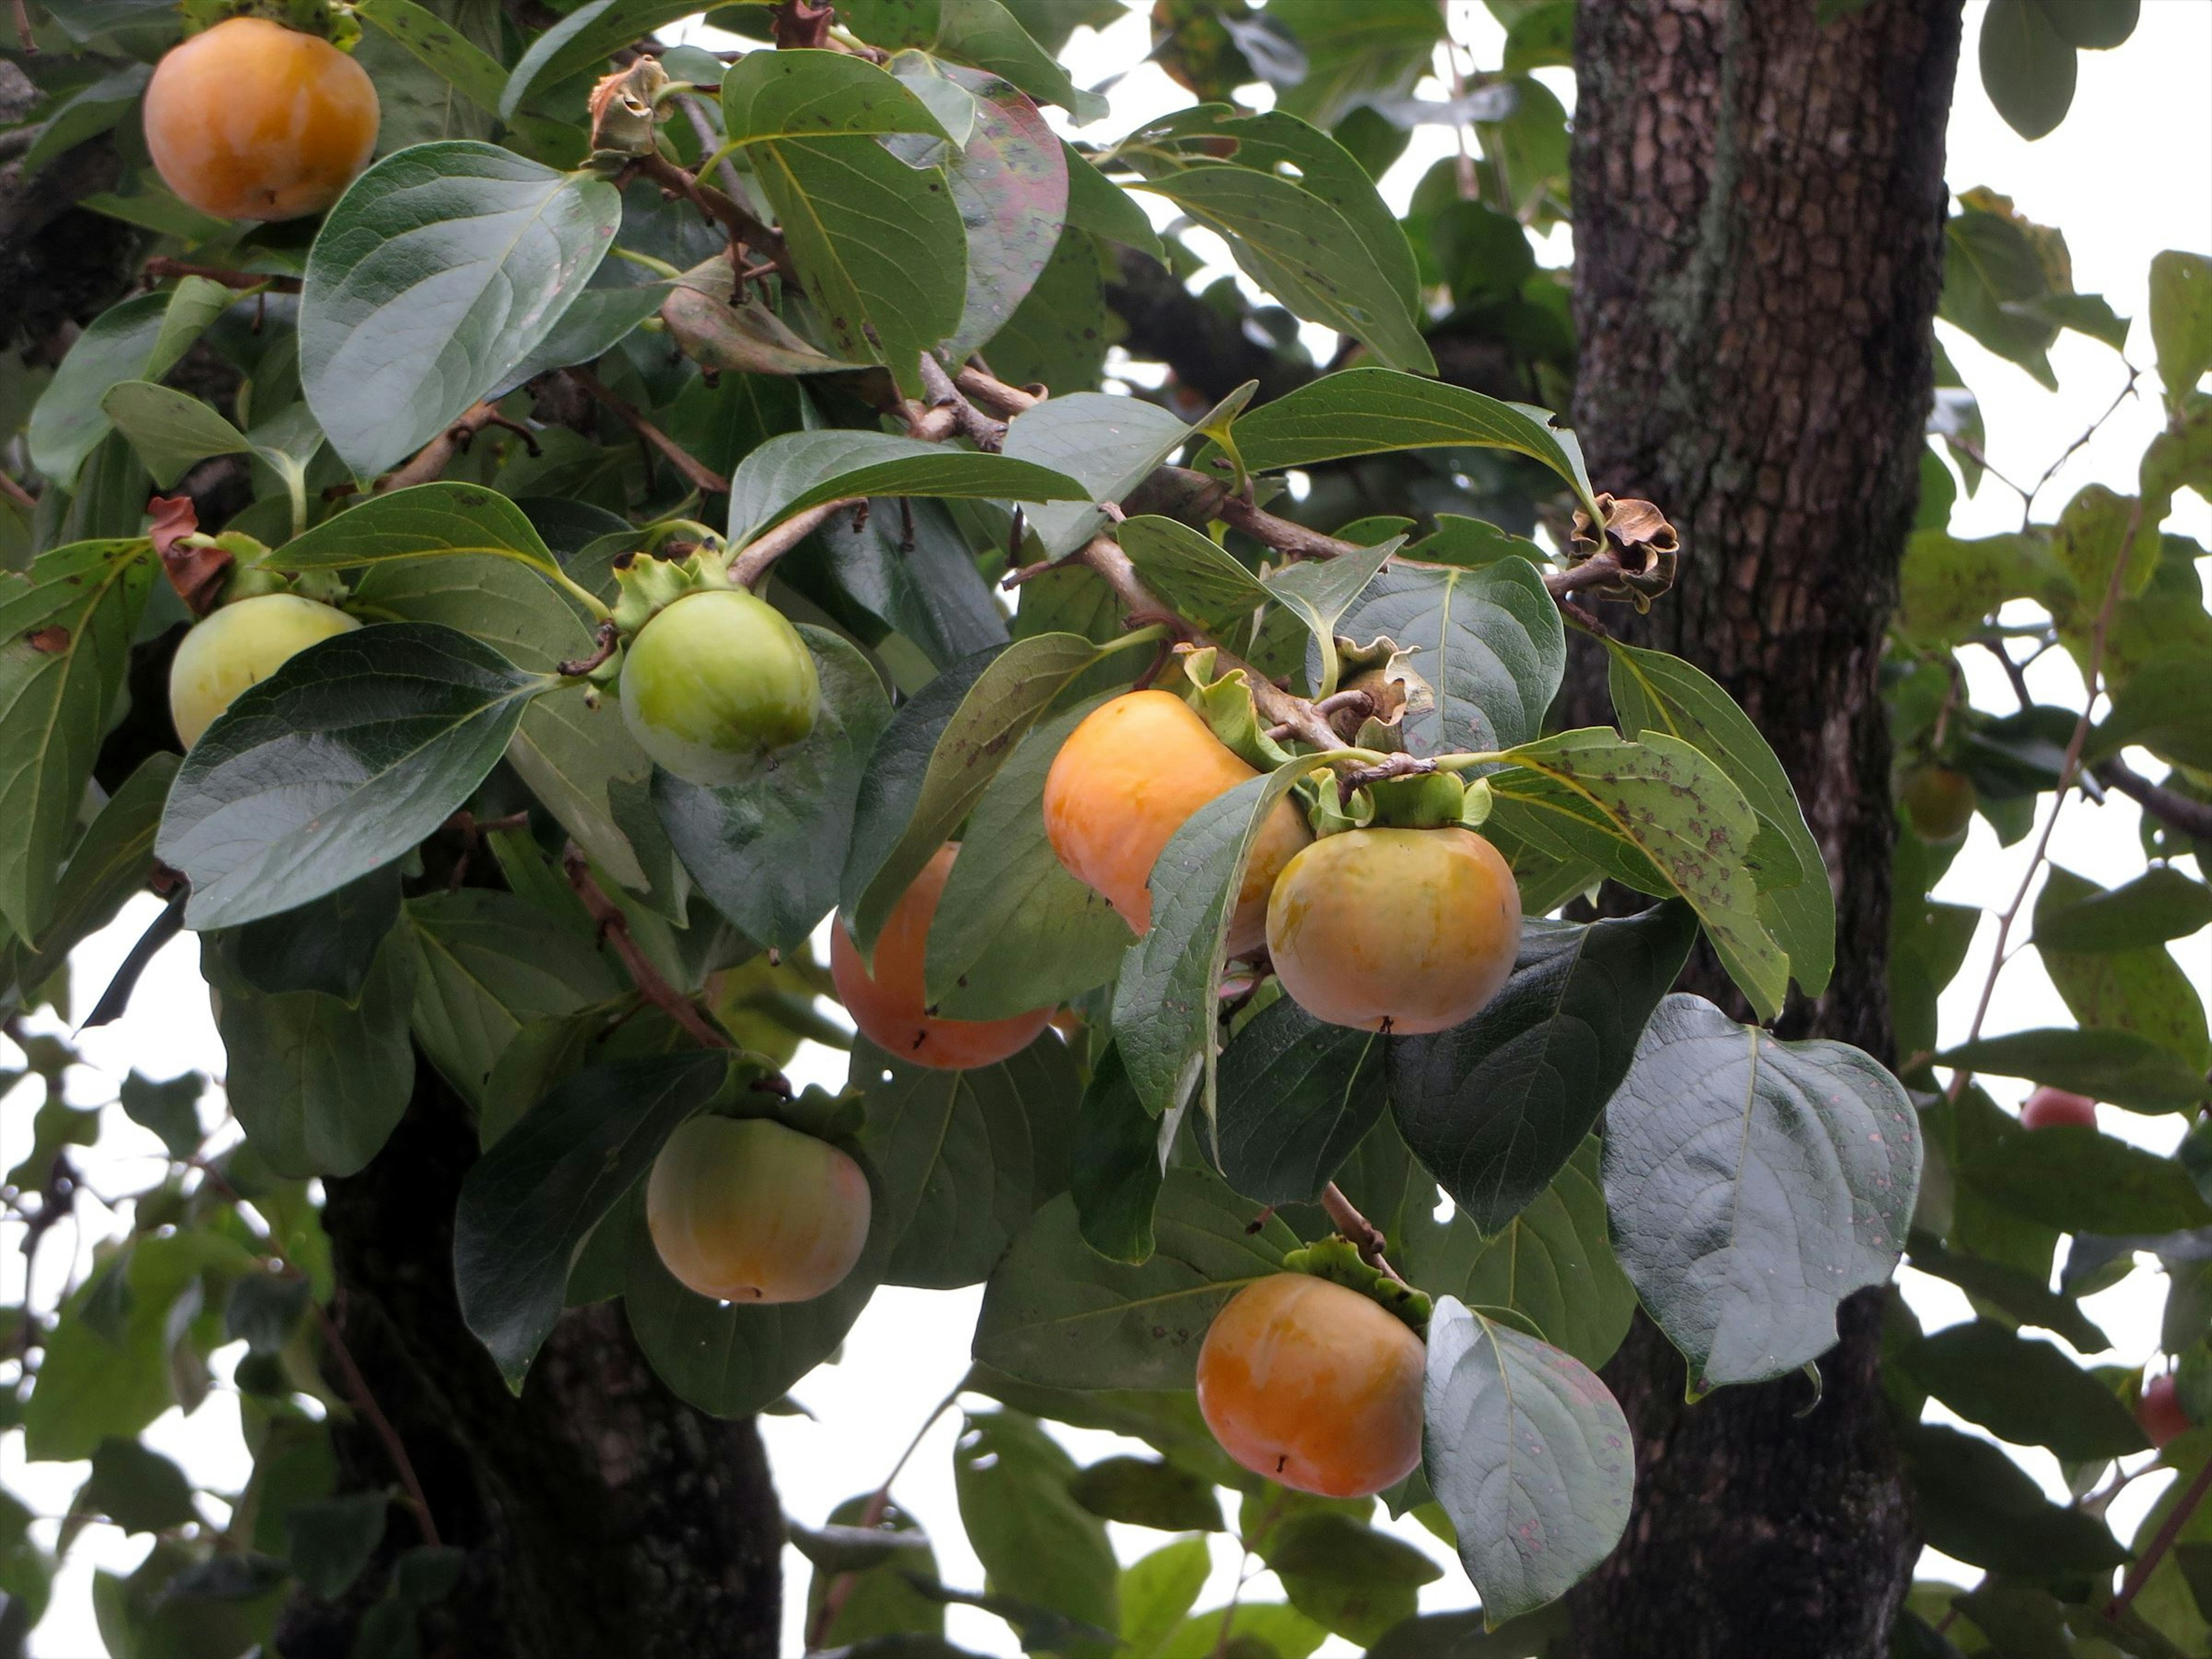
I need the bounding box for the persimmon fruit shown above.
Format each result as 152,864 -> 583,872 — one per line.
2141,1372 -> 2192,1450
619,589 -> 820,786
1900,764 -> 1976,843
168,592 -> 360,748
2020,1086 -> 2099,1131
1266,826 -> 1521,1034
1196,1273 -> 1425,1498
1043,690 -> 1310,955
645,1115 -> 869,1304
830,844 -> 1054,1070
143,17 -> 379,222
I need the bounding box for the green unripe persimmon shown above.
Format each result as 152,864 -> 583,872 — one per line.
1900,765 -> 1976,843
168,592 -> 361,749
645,1115 -> 870,1305
619,590 -> 820,786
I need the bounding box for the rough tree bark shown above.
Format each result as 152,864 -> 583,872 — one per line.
273,1064 -> 786,1659
1560,2 -> 1964,1656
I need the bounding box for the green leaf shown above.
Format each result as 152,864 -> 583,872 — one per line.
840,632 -> 1106,957
1897,1420 -> 2127,1573
1485,730 -> 1787,1020
2150,250 -> 2212,408
728,430 -> 1088,547
265,482 -> 573,585
497,0 -> 714,119
1904,1233 -> 2109,1354
1389,906 -> 1696,1234
5,751 -> 177,991
231,868 -> 402,1003
955,1411 -> 1119,1653
454,1052 -> 727,1389
804,1496 -> 945,1647
1116,515 -> 1270,638
2033,868 -> 2210,1073
301,142 -> 620,476
1112,760 -> 1334,1118
922,696 -> 1134,1018
1214,995 -> 1388,1207
25,1229 -> 256,1461
1939,203 -> 2060,386
797,494 -> 1010,670
974,1169 -> 1295,1389
1423,1298 -> 1633,1626
1272,537 -> 1402,696
921,0 -> 1110,123
623,1152 -> 893,1416
1063,143 -> 1162,259
853,1032 -> 1080,1289
286,1492 -> 389,1601
119,1070 -> 204,1162
1958,1121 -> 2212,1234
657,626 -> 891,953
1602,995 -> 1919,1389
1123,109 -> 1430,374
157,623 -> 552,930
1234,369 -> 1598,520
18,63 -> 151,176
1938,1027 -> 2209,1113
1003,393 -> 1203,557
1339,557 -> 1564,755
0,538 -> 155,939
721,46 -> 950,141
405,889 -> 622,1109
99,381 -> 255,489
1606,642 -> 1835,997
1070,1044 -> 1173,1266
203,926 -> 418,1177
2088,644 -> 2212,772
28,280 -> 231,487
1409,1138 -> 1636,1372
1068,1456 -> 1223,1533
1979,0 -> 2077,141
661,254 -> 865,378
355,0 -> 510,115
1269,0 -> 1444,130
1152,1604 -> 1327,1659
1901,1320 -> 2149,1460
84,1439 -> 198,1535
1263,1510 -> 1441,1645
1118,1539 -> 1212,1659
2054,482 -> 2160,600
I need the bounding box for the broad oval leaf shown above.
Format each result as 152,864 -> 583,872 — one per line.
157,622 -> 554,930
728,429 -> 1089,548
2034,864 -> 2212,952
657,626 -> 892,953
454,1051 -> 728,1389
1422,1297 -> 1634,1626
27,279 -> 230,488
1901,1319 -> 2149,1460
1938,1025 -> 2209,1113
1600,994 -> 1920,1389
1336,557 -> 1563,756
496,0 -> 710,118
101,380 -> 254,488
0,537 -> 154,938
1070,1044 -> 1176,1267
1606,640 -> 1835,997
302,142 -> 621,477
264,481 -> 571,583
1955,1121 -> 2212,1234
1897,1420 -> 2128,1574
852,1031 -> 1082,1289
1233,369 -> 1599,520
974,1169 -> 1296,1389
4,751 -> 179,990
1004,395 -> 1199,558
955,1410 -> 1121,1647
722,46 -> 949,142
1388,903 -> 1696,1234
1214,995 -> 1388,1207
929,67 -> 1068,358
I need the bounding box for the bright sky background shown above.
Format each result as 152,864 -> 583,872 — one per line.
3,2 -> 2210,1653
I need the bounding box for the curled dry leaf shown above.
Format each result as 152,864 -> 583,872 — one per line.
149,494 -> 231,616
1569,493 -> 1681,612
589,60 -> 668,156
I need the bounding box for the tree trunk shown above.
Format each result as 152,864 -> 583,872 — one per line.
1561,2 -> 1963,1655
272,1063 -> 786,1658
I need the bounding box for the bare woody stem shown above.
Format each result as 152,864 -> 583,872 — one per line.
567,368 -> 731,496
2094,756 -> 2212,842
1321,1183 -> 1406,1284
563,846 -> 730,1050
629,151 -> 799,286
143,256 -> 302,294
377,402 -> 536,493
916,355 -> 1008,451
2109,1450 -> 2212,1621
315,1301 -> 443,1548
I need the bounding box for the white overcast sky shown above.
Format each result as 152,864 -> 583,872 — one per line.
3,3 -> 2210,1654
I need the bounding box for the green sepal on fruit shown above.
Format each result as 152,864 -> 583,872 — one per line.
176,0 -> 361,48
613,552 -> 822,788
1362,771 -> 1468,831
1177,646 -> 1297,770
1281,1236 -> 1432,1336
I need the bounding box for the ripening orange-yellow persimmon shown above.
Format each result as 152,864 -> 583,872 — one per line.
1267,826 -> 1521,1035
143,17 -> 379,222
168,592 -> 360,749
1196,1273 -> 1425,1498
830,844 -> 1054,1070
1043,690 -> 1310,956
645,1115 -> 869,1304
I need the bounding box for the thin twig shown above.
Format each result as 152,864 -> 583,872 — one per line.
2023,365 -> 2140,529
0,471 -> 33,510
916,355 -> 1008,451
629,151 -> 797,285
2109,1451 -> 2212,1620
142,257 -> 301,294
953,365 -> 1040,417
377,403 -> 516,492
567,369 -> 730,496
313,1303 -> 442,1549
1321,1183 -> 1405,1283
728,498 -> 856,588
563,846 -> 730,1049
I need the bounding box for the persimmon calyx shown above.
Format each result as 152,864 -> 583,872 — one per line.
1279,1238 -> 1432,1336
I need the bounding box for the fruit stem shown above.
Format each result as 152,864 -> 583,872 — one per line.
1321,1182 -> 1406,1285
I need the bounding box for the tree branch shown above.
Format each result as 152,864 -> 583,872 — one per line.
376,402 -> 528,493
563,846 -> 730,1050
629,151 -> 797,286
728,497 -> 856,589
567,368 -> 730,496
918,354 -> 1008,450
2095,756 -> 2212,842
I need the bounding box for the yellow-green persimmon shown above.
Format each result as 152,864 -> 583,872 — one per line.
619,590 -> 821,786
